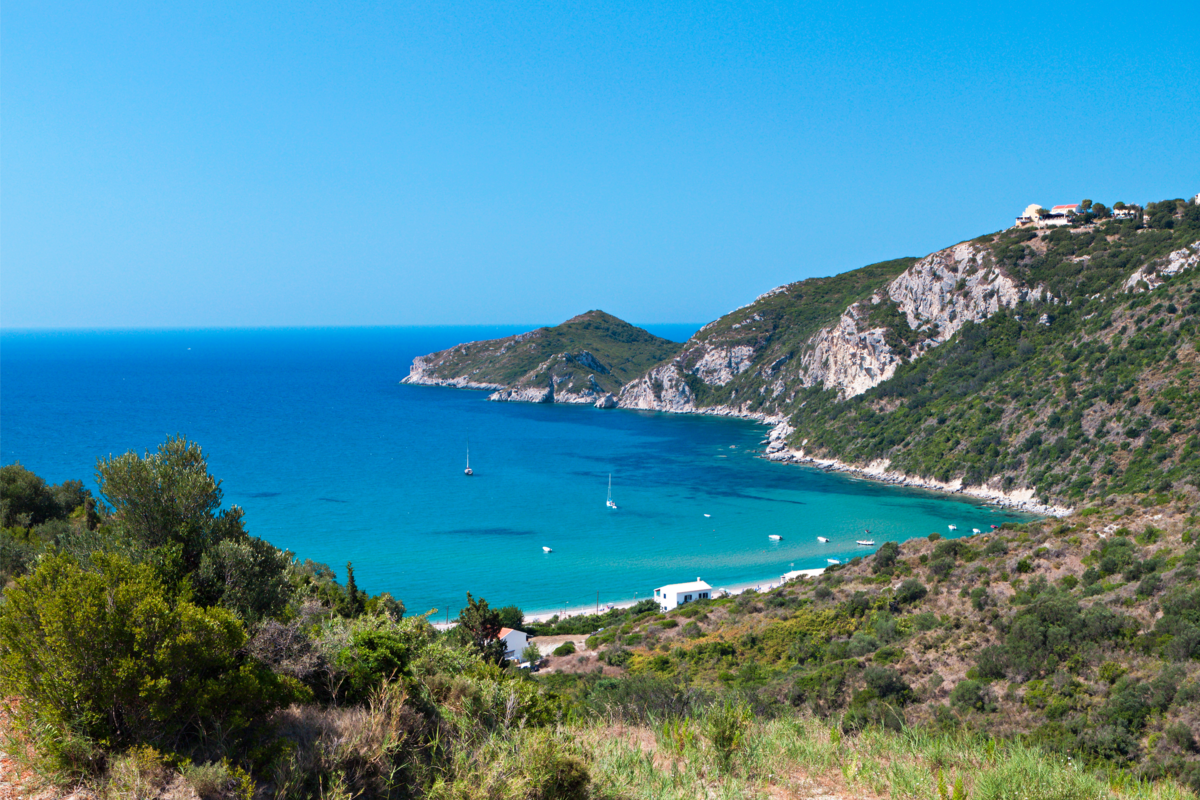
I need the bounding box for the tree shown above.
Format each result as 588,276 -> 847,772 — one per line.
522,643 -> 542,665
497,605 -> 525,631
1,463 -> 90,528
342,561 -> 365,618
96,436 -> 245,571
192,536 -> 296,624
458,592 -> 506,664
1080,199 -> 1093,211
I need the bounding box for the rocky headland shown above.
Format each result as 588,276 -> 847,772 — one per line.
403,198 -> 1200,512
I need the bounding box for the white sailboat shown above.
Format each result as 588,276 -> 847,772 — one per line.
606,474 -> 618,509
464,439 -> 473,476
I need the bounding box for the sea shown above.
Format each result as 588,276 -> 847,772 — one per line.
1,326 -> 1035,618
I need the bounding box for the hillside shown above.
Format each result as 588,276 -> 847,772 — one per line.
770,204 -> 1200,508
401,310 -> 682,405
533,496 -> 1200,794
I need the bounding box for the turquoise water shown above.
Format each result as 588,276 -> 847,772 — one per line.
1,327 -> 1034,616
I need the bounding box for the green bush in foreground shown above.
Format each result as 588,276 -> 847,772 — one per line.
0,551 -> 304,748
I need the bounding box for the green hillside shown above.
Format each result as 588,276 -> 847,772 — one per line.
535,497 -> 1200,794
782,201 -> 1200,506
405,310 -> 682,398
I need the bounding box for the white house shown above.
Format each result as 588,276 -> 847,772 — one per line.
499,627 -> 529,662
654,579 -> 712,612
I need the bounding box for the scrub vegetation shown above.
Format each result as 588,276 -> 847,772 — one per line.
3,443 -> 1200,798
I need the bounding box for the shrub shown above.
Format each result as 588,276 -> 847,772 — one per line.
872,541 -> 901,574
586,675 -> 706,722
334,618 -> 434,702
895,578 -> 928,605
681,621 -> 702,639
985,538 -> 1009,556
950,679 -> 987,712
1165,722 -> 1198,753
704,698 -> 752,766
864,666 -> 913,704
552,641 -> 576,657
0,552 -> 301,747
928,558 -> 955,581
847,632 -> 881,657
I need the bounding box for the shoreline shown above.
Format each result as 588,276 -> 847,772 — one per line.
402,379 -> 1071,519
519,568 -> 827,625
761,422 -> 1072,518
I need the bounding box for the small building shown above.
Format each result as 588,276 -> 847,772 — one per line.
1014,202 -> 1077,228
654,578 -> 712,612
498,627 -> 529,662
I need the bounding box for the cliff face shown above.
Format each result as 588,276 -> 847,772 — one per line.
401,310 -> 681,406
616,243 -> 1046,415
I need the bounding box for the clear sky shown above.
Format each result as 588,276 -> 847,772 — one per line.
3,1 -> 1197,329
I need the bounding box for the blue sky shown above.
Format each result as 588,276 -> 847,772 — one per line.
3,1 -> 1197,329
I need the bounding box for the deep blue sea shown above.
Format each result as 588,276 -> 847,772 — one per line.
1,327 -> 1034,617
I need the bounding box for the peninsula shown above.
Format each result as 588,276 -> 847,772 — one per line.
401,310 -> 682,405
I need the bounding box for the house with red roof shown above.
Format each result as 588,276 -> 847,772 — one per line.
499,627 -> 529,662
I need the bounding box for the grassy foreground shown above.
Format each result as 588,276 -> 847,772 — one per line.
7,700 -> 1196,799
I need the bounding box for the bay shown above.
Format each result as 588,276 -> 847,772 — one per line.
0,326 -> 1034,616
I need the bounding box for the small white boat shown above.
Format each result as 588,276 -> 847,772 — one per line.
856,539 -> 876,546
704,513 -> 711,517
464,438 -> 473,476
948,524 -> 957,531
769,534 -> 783,541
606,474 -> 618,509
817,536 -> 830,543
972,528 -> 982,534
827,558 -> 841,565
542,546 -> 553,553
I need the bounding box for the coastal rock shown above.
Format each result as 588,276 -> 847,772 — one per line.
488,386 -> 555,403
765,445 -> 1073,517
594,393 -> 618,409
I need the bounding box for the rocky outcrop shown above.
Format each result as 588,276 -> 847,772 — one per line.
1123,239 -> 1200,293
402,357 -> 506,391
617,242 -> 1048,414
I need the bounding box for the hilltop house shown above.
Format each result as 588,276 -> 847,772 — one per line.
654,579 -> 712,612
1014,203 -> 1078,228
498,627 -> 529,662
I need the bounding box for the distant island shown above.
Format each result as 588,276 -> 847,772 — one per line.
405,196 -> 1200,514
